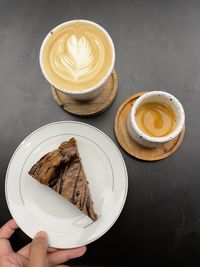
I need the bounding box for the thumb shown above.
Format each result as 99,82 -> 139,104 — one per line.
28,231 -> 48,267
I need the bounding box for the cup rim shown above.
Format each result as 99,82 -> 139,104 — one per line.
39,19 -> 115,95
130,91 -> 185,143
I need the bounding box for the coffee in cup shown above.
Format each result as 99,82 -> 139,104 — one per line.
135,101 -> 177,137
127,91 -> 185,147
40,20 -> 115,100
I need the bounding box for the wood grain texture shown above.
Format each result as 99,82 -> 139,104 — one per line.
114,92 -> 185,161
51,69 -> 118,117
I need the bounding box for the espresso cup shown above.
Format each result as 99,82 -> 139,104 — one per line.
127,91 -> 185,148
40,20 -> 115,101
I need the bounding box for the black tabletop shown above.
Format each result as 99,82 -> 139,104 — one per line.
1,0 -> 200,266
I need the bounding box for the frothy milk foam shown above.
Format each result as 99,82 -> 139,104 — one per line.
41,21 -> 114,92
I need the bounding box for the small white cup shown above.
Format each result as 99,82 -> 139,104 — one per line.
127,91 -> 185,148
39,20 -> 115,101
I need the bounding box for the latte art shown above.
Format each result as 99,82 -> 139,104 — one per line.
54,35 -> 95,81
41,21 -> 113,91
52,33 -> 104,82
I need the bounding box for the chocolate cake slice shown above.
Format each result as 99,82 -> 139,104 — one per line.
29,138 -> 97,221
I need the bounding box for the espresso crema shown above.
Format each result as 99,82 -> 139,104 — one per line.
135,102 -> 176,137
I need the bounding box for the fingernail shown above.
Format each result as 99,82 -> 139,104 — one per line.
35,231 -> 48,239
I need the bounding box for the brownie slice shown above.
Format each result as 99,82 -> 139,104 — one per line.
29,138 -> 97,221
29,150 -> 62,185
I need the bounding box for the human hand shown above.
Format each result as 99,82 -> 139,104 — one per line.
0,219 -> 86,267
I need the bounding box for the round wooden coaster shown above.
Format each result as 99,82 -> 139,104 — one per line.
114,92 -> 185,161
51,69 -> 118,117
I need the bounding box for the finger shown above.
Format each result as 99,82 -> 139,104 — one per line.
18,242 -> 58,258
0,219 -> 18,256
48,246 -> 86,266
0,219 -> 18,239
0,239 -> 13,256
47,247 -> 58,253
18,243 -> 32,258
28,231 -> 48,267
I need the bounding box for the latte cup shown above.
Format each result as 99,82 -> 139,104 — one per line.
40,20 -> 115,101
127,91 -> 185,148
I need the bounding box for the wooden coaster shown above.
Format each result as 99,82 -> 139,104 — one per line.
114,92 -> 185,161
51,69 -> 118,117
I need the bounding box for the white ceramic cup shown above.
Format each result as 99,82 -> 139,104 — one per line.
127,91 -> 185,148
39,20 -> 115,101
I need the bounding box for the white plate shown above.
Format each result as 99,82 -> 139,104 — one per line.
5,121 -> 128,248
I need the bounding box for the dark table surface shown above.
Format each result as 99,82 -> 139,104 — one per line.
1,0 -> 200,266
